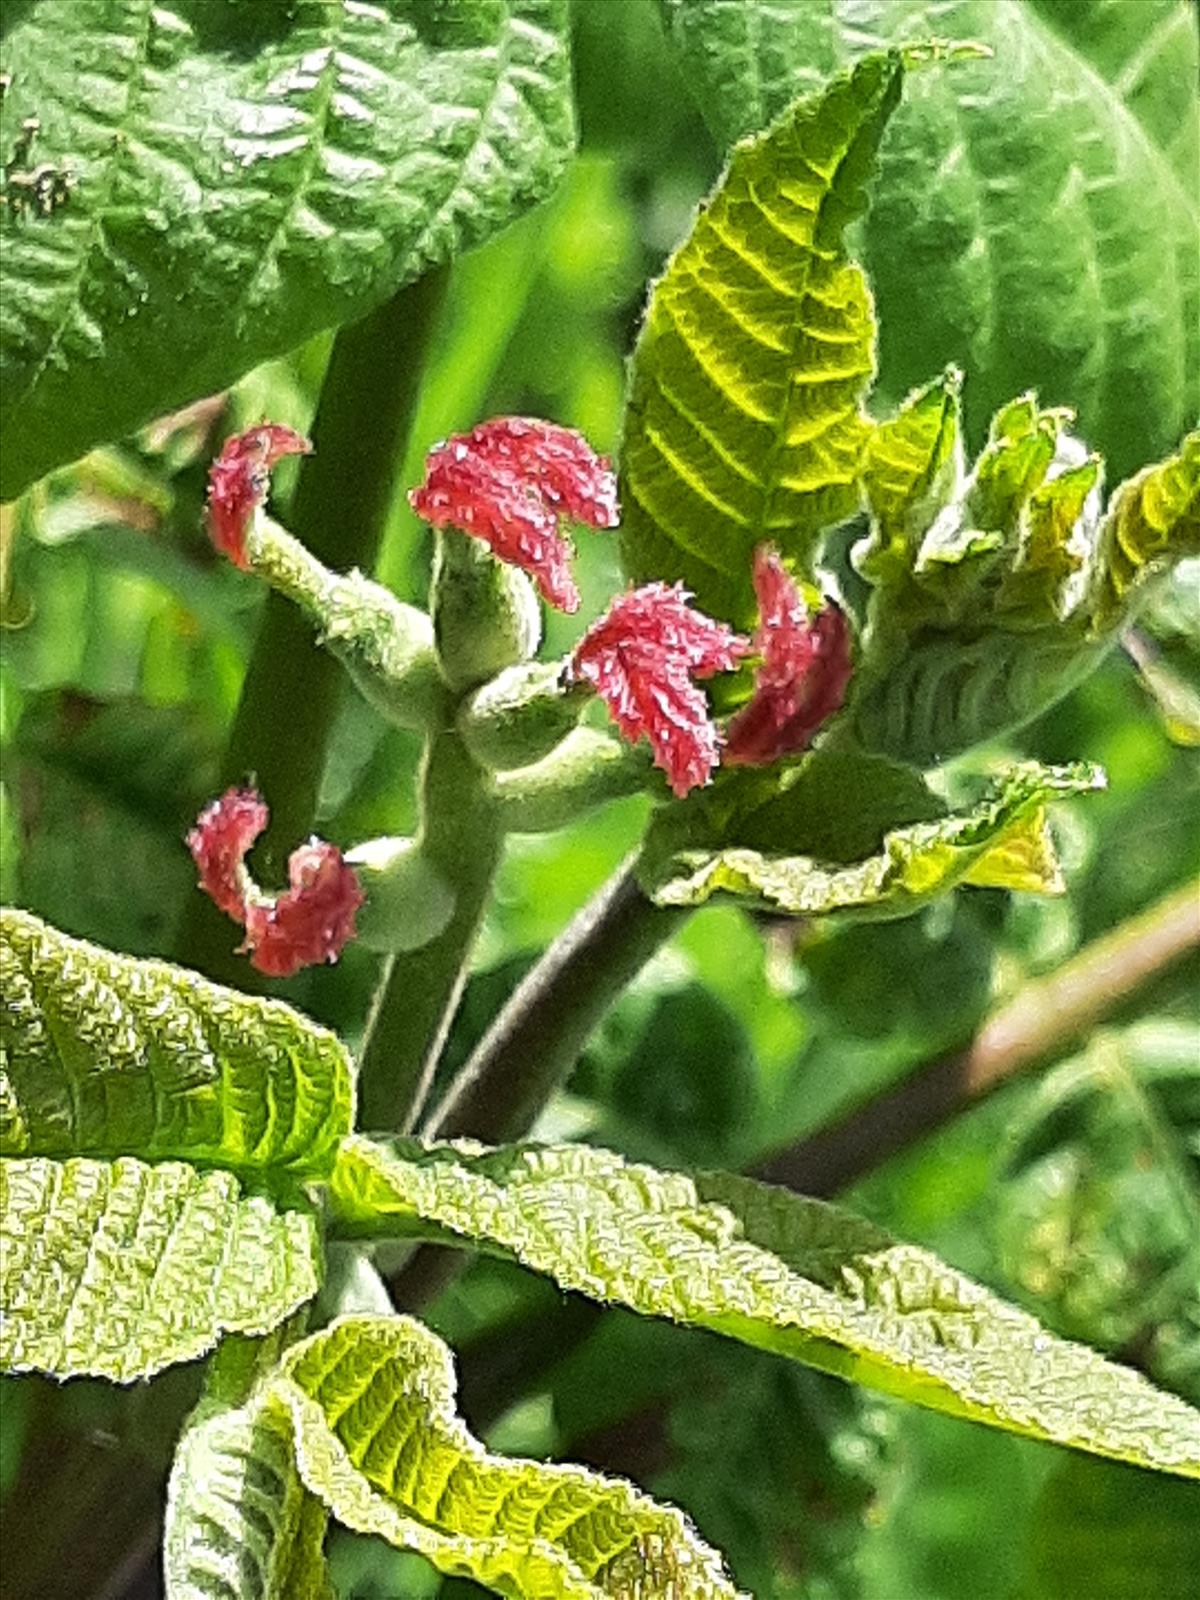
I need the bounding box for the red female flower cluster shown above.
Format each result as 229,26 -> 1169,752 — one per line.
207,424 -> 311,567
725,547 -> 852,767
188,788 -> 363,977
569,583 -> 750,796
410,417 -> 619,613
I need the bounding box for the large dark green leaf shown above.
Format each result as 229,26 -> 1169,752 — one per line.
0,0 -> 574,496
658,0 -> 1199,480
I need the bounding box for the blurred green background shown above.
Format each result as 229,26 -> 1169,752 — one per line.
2,3 -> 1198,1596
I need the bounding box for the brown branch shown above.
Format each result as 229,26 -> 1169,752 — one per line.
754,876 -> 1200,1196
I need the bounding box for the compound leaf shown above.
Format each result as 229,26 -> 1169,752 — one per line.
0,908 -> 354,1181
327,1138 -> 1200,1478
658,0 -> 1199,483
0,0 -> 575,496
618,51 -> 899,623
0,1154 -> 320,1382
269,1315 -> 742,1599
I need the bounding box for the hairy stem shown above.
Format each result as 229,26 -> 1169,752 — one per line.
176,267 -> 448,982
357,729 -> 503,1132
426,856 -> 690,1141
755,875 -> 1200,1194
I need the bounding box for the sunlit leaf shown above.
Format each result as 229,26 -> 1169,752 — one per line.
269,1315 -> 742,1598
327,1136 -> 1200,1477
636,760 -> 1100,917
0,908 -> 354,1179
618,52 -> 899,623
0,1155 -> 319,1382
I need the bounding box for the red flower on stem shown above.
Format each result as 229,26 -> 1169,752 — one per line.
207,424 -> 311,567
410,417 -> 619,613
724,546 -> 852,767
569,583 -> 750,797
187,787 -> 363,977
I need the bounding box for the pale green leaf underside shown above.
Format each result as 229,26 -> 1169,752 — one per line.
271,1315 -> 741,1599
0,0 -> 574,497
637,761 -> 1101,916
327,1139 -> 1200,1478
166,1393 -> 333,1600
658,0 -> 1199,482
618,51 -> 899,622
0,908 -> 353,1181
0,1155 -> 319,1381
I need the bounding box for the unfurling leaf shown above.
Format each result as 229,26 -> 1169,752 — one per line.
619,52 -> 900,623
850,385 -> 1199,761
657,0 -> 1199,484
269,1315 -> 742,1599
327,1138 -> 1200,1478
637,758 -> 1102,917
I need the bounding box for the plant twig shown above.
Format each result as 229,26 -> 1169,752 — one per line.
175,267 -> 449,983
754,876 -> 1200,1195
357,729 -> 503,1132
425,855 -> 690,1141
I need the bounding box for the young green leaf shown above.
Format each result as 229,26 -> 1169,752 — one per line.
268,1315 -> 742,1599
658,0 -> 1199,482
166,1393 -> 332,1600
0,1155 -> 320,1382
0,908 -> 354,1179
0,0 -> 575,497
326,1138 -> 1200,1478
618,51 -> 900,623
851,422 -> 1198,762
636,760 -> 1101,917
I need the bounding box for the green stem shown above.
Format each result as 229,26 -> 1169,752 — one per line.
425,856 -> 689,1142
176,267 -> 448,981
357,728 -> 503,1132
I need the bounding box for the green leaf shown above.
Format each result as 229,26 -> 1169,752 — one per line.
1089,433 -> 1200,634
0,0 -> 575,497
618,51 -> 900,623
166,1393 -> 332,1600
0,1155 -> 320,1382
658,0 -> 1199,483
268,1314 -> 742,1598
850,418 -> 1198,762
0,908 -> 354,1179
636,759 -> 1100,917
327,1138 -> 1200,1477
1020,1453 -> 1200,1600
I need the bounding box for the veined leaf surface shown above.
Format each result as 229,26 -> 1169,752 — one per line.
166,1390 -> 333,1600
658,0 -> 1199,482
618,52 -> 899,623
0,1155 -> 319,1382
270,1315 -> 742,1599
0,908 -> 354,1180
0,0 -> 575,497
327,1137 -> 1200,1478
636,761 -> 1101,917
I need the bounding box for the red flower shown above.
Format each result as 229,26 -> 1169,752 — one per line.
410,417 -> 619,613
724,547 -> 852,767
569,583 -> 750,797
207,424 -> 311,567
187,787 -> 363,977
